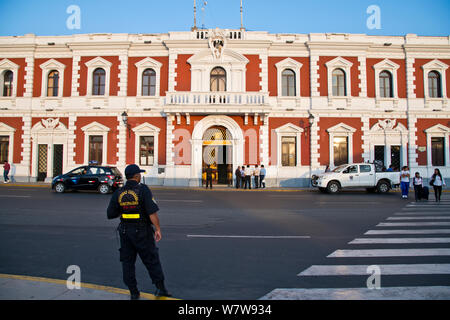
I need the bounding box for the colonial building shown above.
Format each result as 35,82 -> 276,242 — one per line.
0,28 -> 449,186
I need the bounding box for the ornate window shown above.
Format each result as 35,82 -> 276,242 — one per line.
47,70 -> 59,97
142,68 -> 156,96
85,57 -> 112,96
92,68 -> 106,96
81,122 -> 110,165
0,136 -> 9,162
210,67 -> 226,92
422,60 -> 448,101
281,136 -> 297,167
425,124 -> 450,167
282,69 -> 296,97
275,123 -> 303,168
428,71 -> 442,98
132,122 -> 161,167
2,71 -> 13,97
327,123 -> 356,168
379,70 -> 393,98
332,69 -> 346,96
89,136 -> 103,164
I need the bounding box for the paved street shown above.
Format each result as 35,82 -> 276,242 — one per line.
0,185 -> 449,300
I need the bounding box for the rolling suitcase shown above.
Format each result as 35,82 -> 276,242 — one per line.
421,186 -> 429,201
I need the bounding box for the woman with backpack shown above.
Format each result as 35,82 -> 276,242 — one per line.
430,169 -> 446,203
412,172 -> 424,202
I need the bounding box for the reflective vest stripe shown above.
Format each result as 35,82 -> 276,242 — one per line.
122,214 -> 140,219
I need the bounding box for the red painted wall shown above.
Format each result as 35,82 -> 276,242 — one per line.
268,117 -> 311,166
78,56 -> 120,96
317,56 -> 361,97
414,59 -> 450,98
125,117 -> 167,165
415,118 -> 450,165
32,58 -> 73,97
73,117 -> 119,165
268,57 -> 310,97
175,54 -> 192,92
0,117 -> 23,163
366,58 -> 407,98
127,56 -> 169,96
318,117 -> 364,166
245,55 -> 262,92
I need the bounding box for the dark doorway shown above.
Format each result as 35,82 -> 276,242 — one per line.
202,145 -> 232,186
37,144 -> 48,182
374,146 -> 385,166
53,144 -> 63,177
333,137 -> 348,166
391,146 -> 401,171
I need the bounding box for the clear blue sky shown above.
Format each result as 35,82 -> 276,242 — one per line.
0,0 -> 449,37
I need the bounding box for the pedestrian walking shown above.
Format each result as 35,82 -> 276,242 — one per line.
430,168 -> 446,203
259,165 -> 266,188
400,166 -> 410,199
3,160 -> 10,183
254,165 -> 260,189
235,166 -> 241,189
412,172 -> 423,202
244,165 -> 252,189
107,164 -> 170,300
205,165 -> 213,189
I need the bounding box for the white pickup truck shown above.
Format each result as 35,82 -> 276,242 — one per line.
312,163 -> 400,194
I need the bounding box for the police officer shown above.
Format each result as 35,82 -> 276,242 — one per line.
205,164 -> 213,189
107,164 -> 170,300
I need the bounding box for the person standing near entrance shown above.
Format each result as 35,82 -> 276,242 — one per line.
430,168 -> 446,203
400,166 -> 410,199
254,165 -> 260,189
235,166 -> 241,189
413,172 -> 424,202
259,165 -> 266,188
244,165 -> 252,189
107,164 -> 170,300
240,166 -> 245,188
206,165 -> 213,189
3,160 -> 10,183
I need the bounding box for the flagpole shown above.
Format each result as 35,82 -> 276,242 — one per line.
240,0 -> 243,30
193,0 -> 197,30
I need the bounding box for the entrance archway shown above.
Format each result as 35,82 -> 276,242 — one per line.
190,115 -> 244,187
202,126 -> 233,185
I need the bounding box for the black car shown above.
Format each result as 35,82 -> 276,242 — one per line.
52,165 -> 124,194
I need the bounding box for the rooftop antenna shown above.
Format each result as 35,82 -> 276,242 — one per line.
240,0 -> 244,30
192,0 -> 197,30
201,1 -> 207,30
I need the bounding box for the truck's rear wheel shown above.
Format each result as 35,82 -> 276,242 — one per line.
377,181 -> 390,194
327,181 -> 340,194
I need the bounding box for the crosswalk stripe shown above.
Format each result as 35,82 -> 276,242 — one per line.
377,222 -> 450,227
328,249 -> 450,258
387,217 -> 450,220
395,211 -> 450,215
298,264 -> 450,276
365,229 -> 450,235
261,286 -> 450,300
349,238 -> 450,244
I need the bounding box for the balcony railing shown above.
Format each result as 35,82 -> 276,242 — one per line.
165,92 -> 268,106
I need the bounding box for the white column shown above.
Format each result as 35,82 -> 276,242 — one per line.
116,115 -> 127,167
310,115 -> 321,170
118,55 -> 128,97
259,53 -> 268,93
166,114 -> 175,166
408,116 -> 418,167
24,56 -> 34,97
358,56 -> 367,97
67,115 -> 77,169
310,55 -> 320,97
168,53 -> 178,92
20,116 -> 32,179
361,116 -> 370,162
259,115 -> 269,166
71,56 -> 81,97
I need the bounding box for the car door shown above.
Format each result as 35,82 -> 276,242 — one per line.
359,164 -> 374,187
341,165 -> 359,187
80,166 -> 101,190
66,166 -> 87,189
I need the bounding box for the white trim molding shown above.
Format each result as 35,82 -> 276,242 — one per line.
0,59 -> 19,97
135,57 -> 163,97
274,123 -> 304,167
424,124 -> 450,167
85,57 -> 112,96
0,122 -> 16,164
327,122 -> 356,168
275,58 -> 303,98
39,59 -> 66,98
132,122 -> 161,167
422,59 -> 448,106
81,121 -> 110,165
325,57 -> 353,98
373,59 -> 400,100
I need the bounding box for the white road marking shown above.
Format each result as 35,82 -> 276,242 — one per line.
0,195 -> 31,198
395,211 -> 450,215
186,235 -> 311,239
260,286 -> 450,300
387,217 -> 450,220
349,237 -> 450,244
365,229 -> 450,235
377,222 -> 450,227
298,264 -> 450,276
328,248 -> 450,258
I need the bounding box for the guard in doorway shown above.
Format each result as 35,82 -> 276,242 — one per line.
206,164 -> 213,189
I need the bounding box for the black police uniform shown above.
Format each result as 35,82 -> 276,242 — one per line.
107,180 -> 165,296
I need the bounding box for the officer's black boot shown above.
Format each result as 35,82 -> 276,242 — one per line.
155,281 -> 171,297
130,289 -> 140,300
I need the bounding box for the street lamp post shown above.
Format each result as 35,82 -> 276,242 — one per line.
307,113 -> 315,188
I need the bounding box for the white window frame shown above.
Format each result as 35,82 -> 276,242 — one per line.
422,60 -> 448,101
81,122 -> 110,165
0,59 -> 19,98
424,124 -> 450,167
275,58 -> 302,98
0,122 -> 15,164
40,59 -> 66,98
85,57 -> 112,96
373,59 -> 400,99
325,57 -> 353,98
327,123 -> 356,168
275,123 -> 303,167
135,57 -> 162,97
132,122 -> 161,167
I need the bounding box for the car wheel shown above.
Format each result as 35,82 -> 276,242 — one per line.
98,184 -> 111,194
377,181 -> 390,194
327,181 -> 340,194
54,182 -> 66,193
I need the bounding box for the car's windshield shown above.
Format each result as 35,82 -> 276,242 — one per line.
332,165 -> 348,173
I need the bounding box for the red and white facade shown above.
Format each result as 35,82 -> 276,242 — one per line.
0,29 -> 449,186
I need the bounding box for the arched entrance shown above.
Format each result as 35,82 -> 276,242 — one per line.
190,115 -> 244,187
202,126 -> 233,185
